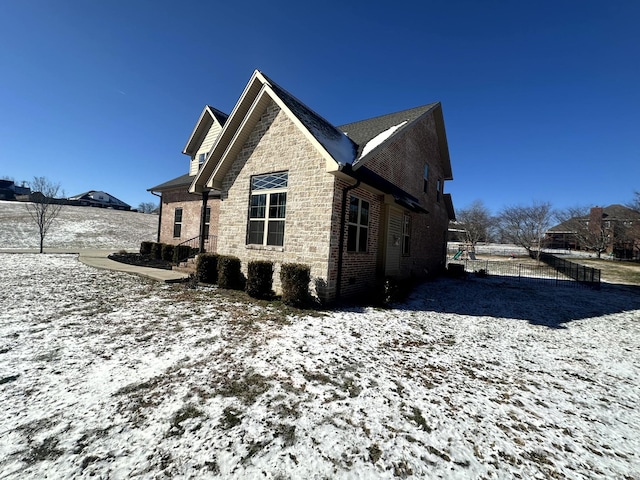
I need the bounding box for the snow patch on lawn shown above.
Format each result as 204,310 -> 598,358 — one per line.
1,254 -> 639,478
0,200 -> 156,250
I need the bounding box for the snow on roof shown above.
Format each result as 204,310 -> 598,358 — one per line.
357,121 -> 407,160
266,76 -> 357,166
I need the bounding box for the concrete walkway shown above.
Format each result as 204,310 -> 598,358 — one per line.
0,248 -> 190,283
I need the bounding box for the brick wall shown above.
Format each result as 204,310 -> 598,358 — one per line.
327,178 -> 383,301
217,100 -> 337,299
358,112 -> 451,277
159,188 -> 220,246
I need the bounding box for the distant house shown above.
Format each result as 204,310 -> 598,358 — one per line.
0,180 -> 31,201
546,205 -> 640,259
67,191 -> 131,210
150,70 -> 455,302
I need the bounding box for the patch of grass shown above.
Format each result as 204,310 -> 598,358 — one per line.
220,406 -> 243,429
23,436 -> 64,464
368,443 -> 383,463
273,423 -> 296,447
167,404 -> 204,437
406,406 -> 432,433
426,445 -> 451,462
218,372 -> 271,404
0,374 -> 19,385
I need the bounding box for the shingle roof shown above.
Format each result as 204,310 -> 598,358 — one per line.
148,173 -> 194,192
339,103 -> 439,158
208,106 -> 229,126
264,74 -> 357,166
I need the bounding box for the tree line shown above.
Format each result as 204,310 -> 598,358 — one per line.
455,191 -> 640,259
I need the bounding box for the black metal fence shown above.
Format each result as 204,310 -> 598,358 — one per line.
537,252 -> 601,288
448,255 -> 600,289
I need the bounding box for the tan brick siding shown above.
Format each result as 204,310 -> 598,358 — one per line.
217,100 -> 336,298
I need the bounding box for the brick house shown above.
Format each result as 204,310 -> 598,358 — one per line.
151,70 -> 455,302
546,205 -> 640,259
148,106 -> 228,250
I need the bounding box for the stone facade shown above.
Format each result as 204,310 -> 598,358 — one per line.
217,100 -> 337,297
214,100 -> 451,303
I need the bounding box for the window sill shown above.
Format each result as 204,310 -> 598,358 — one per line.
246,244 -> 285,252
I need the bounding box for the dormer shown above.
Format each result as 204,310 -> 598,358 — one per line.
182,105 -> 229,177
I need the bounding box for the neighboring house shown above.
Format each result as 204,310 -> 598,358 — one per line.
152,70 -> 455,302
0,179 -> 31,200
546,205 -> 640,259
148,106 -> 229,249
67,191 -> 131,210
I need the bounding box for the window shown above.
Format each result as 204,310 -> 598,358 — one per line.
203,206 -> 211,238
402,214 -> 411,255
173,208 -> 183,238
347,196 -> 369,252
198,153 -> 206,165
247,172 -> 288,247
436,179 -> 442,202
423,165 -> 429,193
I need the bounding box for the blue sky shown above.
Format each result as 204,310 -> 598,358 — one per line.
1,1 -> 638,215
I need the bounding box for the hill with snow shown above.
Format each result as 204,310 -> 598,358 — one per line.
0,200 -> 157,250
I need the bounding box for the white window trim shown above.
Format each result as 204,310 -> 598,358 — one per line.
247,172 -> 288,247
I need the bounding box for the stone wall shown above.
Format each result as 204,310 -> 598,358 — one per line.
216,99 -> 336,299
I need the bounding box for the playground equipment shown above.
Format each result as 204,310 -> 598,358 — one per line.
452,244 -> 476,260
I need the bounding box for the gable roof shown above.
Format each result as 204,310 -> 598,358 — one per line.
190,70 -> 452,193
190,70 -> 357,193
68,190 -> 130,207
340,103 -> 453,180
340,104 -> 436,156
182,105 -> 229,157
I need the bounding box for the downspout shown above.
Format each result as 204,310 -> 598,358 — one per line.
199,190 -> 209,252
149,190 -> 162,243
336,179 -> 360,301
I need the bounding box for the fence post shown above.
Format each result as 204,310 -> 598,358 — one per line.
518,263 -> 521,281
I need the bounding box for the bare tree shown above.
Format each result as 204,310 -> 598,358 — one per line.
498,201 -> 554,261
138,201 -> 158,214
25,177 -> 64,253
555,205 -> 610,257
456,200 -> 494,248
626,191 -> 640,212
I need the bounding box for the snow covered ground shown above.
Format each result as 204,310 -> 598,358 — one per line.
1,253 -> 639,479
0,200 -> 157,250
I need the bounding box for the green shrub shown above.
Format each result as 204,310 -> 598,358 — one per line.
161,244 -> 175,262
218,255 -> 244,290
150,242 -> 164,260
140,241 -> 153,255
196,253 -> 219,284
280,263 -> 310,307
246,260 -> 274,299
173,245 -> 192,264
